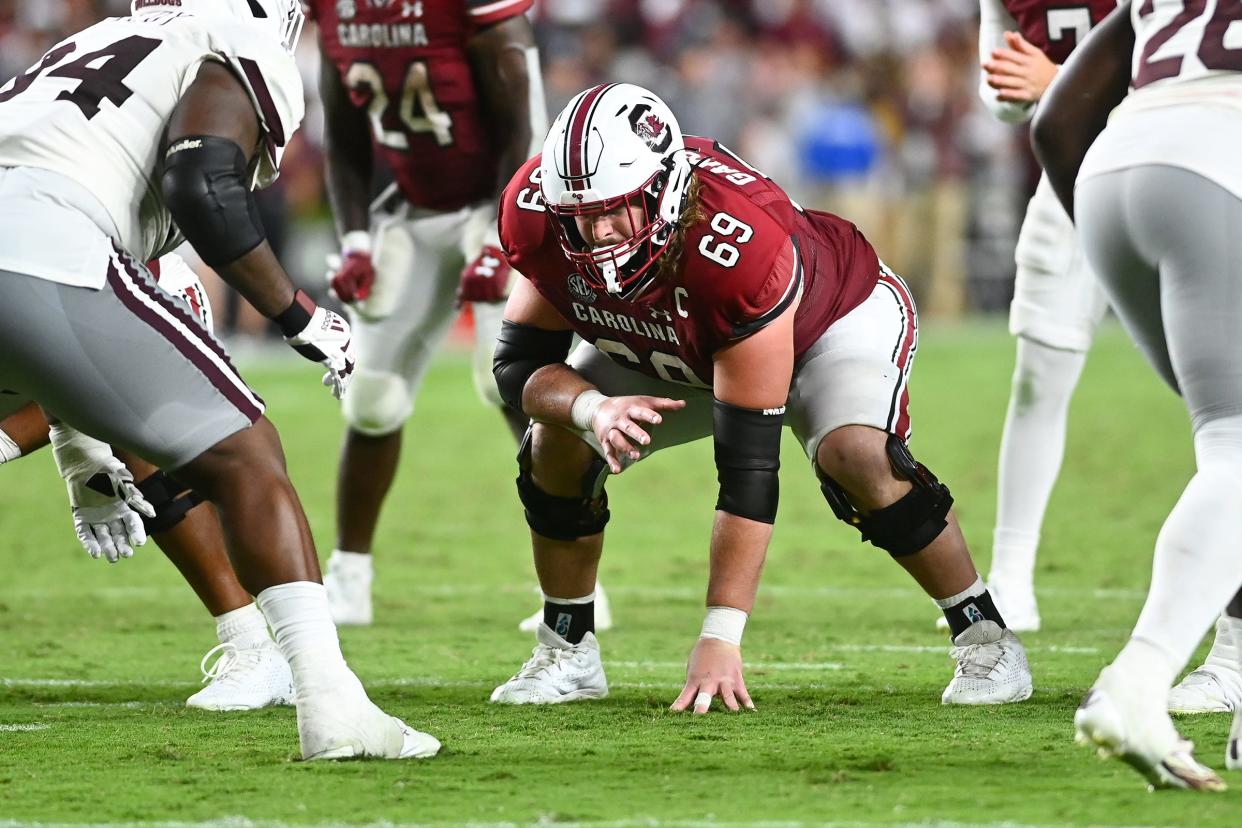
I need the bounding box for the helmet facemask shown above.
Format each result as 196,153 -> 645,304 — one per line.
540,84 -> 695,301
546,164 -> 681,300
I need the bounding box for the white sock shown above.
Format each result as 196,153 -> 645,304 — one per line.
1202,615 -> 1242,673
1129,416 -> 1242,683
330,549 -> 374,575
256,581 -> 362,699
214,602 -> 270,649
0,429 -> 20,464
931,573 -> 986,608
991,339 -> 1087,587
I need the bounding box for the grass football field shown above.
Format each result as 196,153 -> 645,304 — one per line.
1,319 -> 1238,827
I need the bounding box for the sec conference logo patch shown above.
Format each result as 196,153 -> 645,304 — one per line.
568,273 -> 597,304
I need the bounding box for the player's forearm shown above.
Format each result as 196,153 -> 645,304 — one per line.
469,17 -> 539,196
1031,1 -> 1135,219
0,401 -> 50,461
521,364 -> 596,426
977,0 -> 1035,122
212,241 -> 297,319
319,45 -> 373,236
706,512 -> 771,612
324,137 -> 373,237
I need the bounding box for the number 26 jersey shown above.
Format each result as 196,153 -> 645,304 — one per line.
0,9 -> 303,274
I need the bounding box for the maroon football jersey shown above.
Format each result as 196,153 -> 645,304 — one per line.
1002,0 -> 1120,63
310,0 -> 533,211
500,137 -> 880,390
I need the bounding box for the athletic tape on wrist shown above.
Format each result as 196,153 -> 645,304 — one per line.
570,390 -> 607,433
0,430 -> 20,463
340,230 -> 372,255
700,605 -> 748,646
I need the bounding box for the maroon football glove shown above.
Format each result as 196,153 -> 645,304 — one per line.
328,250 -> 376,304
456,244 -> 512,307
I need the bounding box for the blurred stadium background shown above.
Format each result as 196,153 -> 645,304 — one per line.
0,0 -> 1032,341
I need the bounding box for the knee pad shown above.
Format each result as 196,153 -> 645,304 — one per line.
136,470 -> 204,534
342,371 -> 411,436
817,434 -> 954,557
515,428 -> 610,541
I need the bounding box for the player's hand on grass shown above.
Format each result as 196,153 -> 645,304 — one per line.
670,637 -> 754,714
279,290 -> 357,400
49,424 -> 155,563
587,394 -> 685,474
983,31 -> 1058,104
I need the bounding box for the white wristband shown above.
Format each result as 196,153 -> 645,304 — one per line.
340,230 -> 372,255
570,390 -> 607,432
700,606 -> 748,646
0,430 -> 20,464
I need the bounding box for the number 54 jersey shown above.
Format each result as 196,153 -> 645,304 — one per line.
0,9 -> 302,276
500,137 -> 881,389
310,0 -> 534,212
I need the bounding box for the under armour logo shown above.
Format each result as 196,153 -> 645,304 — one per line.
401,1 -> 421,16
650,308 -> 672,321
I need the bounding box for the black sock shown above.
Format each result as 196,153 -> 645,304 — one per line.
1227,587 -> 1242,619
543,598 -> 594,644
941,589 -> 1005,639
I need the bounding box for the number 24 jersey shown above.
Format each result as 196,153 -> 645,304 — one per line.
310,0 -> 534,212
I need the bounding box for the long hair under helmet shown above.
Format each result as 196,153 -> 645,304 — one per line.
130,0 -> 305,53
540,83 -> 694,300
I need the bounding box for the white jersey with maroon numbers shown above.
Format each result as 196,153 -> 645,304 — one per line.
1080,1 -> 1242,200
0,9 -> 303,282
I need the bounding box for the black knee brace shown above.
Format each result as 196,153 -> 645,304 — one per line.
818,434 -> 954,557
515,429 -> 610,541
136,471 -> 204,534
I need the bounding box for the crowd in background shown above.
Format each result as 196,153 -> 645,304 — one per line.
0,0 -> 1031,339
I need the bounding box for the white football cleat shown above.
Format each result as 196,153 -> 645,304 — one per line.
1075,666 -> 1225,791
1168,616 -> 1242,713
298,687 -> 440,761
186,640 -> 294,711
518,582 -> 613,633
491,623 -> 608,704
941,620 -> 1034,705
324,550 -> 373,627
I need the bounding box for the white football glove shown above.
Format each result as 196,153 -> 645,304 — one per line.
281,293 -> 357,400
49,423 -> 155,563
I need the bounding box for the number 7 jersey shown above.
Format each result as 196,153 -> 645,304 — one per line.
0,9 -> 302,272
310,0 -> 534,212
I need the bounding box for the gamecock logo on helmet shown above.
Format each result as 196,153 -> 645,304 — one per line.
628,103 -> 672,153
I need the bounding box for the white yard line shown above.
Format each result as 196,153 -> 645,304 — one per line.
0,723 -> 49,731
0,818 -> 1180,828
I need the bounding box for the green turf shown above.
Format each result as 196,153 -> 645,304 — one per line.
1,319 -> 1236,826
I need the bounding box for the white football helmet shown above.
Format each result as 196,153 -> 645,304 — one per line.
131,0 -> 305,53
540,83 -> 694,299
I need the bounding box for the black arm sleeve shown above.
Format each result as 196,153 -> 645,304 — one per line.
713,399 -> 784,524
492,320 -> 575,412
1031,1 -> 1135,220
161,135 -> 267,268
